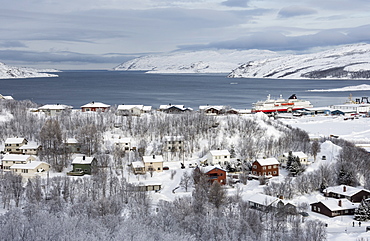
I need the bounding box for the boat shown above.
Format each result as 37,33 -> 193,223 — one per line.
252,94 -> 313,113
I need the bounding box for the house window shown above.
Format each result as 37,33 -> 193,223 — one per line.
313,206 -> 316,211
224,156 -> 227,158
318,207 -> 320,212
253,165 -> 257,169
22,169 -> 28,173
273,171 -> 277,174
158,167 -> 161,171
273,165 -> 277,168
268,172 -> 271,175
262,166 -> 266,170
268,166 -> 271,169
253,171 -> 256,175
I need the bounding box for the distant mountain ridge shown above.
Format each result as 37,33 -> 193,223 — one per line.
228,43 -> 370,79
0,62 -> 59,79
113,49 -> 280,73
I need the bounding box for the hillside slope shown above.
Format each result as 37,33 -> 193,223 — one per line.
113,49 -> 279,74
228,43 -> 370,79
0,62 -> 59,79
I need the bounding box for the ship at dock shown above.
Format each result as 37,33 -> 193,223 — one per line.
252,94 -> 313,113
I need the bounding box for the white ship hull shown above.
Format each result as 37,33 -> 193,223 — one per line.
252,94 -> 313,113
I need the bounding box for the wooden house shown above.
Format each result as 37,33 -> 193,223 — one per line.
163,136 -> 184,152
323,185 -> 370,203
64,138 -> 81,153
207,150 -> 230,166
19,142 -> 42,155
252,158 -> 279,177
81,101 -> 110,112
70,156 -> 97,175
199,105 -> 226,115
131,161 -> 146,174
247,193 -> 297,213
114,138 -> 132,151
2,154 -> 36,171
38,104 -> 73,116
158,104 -> 192,114
10,161 -> 50,178
3,137 -> 28,154
143,155 -> 164,172
116,105 -> 152,116
203,166 -> 227,185
278,151 -> 309,167
310,199 -> 359,217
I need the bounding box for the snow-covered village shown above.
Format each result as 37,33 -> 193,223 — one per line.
0,92 -> 370,241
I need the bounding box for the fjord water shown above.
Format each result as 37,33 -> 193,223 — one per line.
1,70 -> 370,109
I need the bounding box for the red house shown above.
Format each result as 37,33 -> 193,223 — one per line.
323,185 -> 370,203
81,101 -> 110,112
203,166 -> 227,185
252,158 -> 279,177
311,199 -> 359,217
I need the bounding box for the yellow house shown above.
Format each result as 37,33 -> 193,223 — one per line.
2,154 -> 36,171
10,161 -> 50,178
143,155 -> 164,172
3,138 -> 28,154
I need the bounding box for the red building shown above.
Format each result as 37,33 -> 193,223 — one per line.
204,167 -> 227,185
252,158 -> 279,177
81,101 -> 111,112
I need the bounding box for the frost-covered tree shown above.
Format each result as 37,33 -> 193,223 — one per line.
354,199 -> 370,221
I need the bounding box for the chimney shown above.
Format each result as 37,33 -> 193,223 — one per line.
338,200 -> 342,207
343,186 -> 346,192
83,156 -> 86,160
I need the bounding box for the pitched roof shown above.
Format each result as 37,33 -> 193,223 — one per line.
5,138 -> 26,144
159,105 -> 193,111
81,102 -> 110,108
312,199 -> 359,211
164,136 -> 184,141
143,155 -> 164,163
131,161 -> 145,168
10,161 -> 49,170
255,158 -> 279,166
72,156 -> 95,165
209,150 -> 230,156
246,193 -> 279,206
19,142 -> 40,150
324,185 -> 369,197
199,105 -> 225,111
38,104 -> 73,110
117,105 -> 144,111
2,154 -> 33,161
282,151 -> 308,158
202,166 -> 226,173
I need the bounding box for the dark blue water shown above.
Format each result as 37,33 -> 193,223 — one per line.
1,70 -> 370,109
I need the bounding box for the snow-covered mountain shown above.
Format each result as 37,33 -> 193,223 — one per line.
113,49 -> 279,73
228,43 -> 370,79
0,62 -> 59,79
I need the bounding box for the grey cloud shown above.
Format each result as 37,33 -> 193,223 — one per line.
181,26 -> 370,51
278,6 -> 317,18
0,49 -> 135,64
222,0 -> 250,8
0,41 -> 27,48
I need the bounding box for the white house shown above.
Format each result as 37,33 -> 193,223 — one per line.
38,104 -> 73,116
278,151 -> 309,167
207,150 -> 231,166
114,137 -> 132,151
116,105 -> 152,116
131,161 -> 146,174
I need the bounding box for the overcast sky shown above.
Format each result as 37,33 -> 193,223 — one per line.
2,0 -> 370,69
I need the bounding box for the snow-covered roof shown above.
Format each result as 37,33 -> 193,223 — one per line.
81,102 -> 110,108
117,105 -> 144,110
202,166 -> 226,173
131,161 -> 145,168
282,151 -> 308,158
143,155 -> 164,163
10,161 -> 49,170
65,138 -> 78,144
199,105 -> 225,111
38,104 -> 73,110
209,150 -> 230,156
143,106 -> 152,111
2,154 -> 33,161
246,193 -> 279,206
72,156 -> 95,165
324,185 -> 369,197
19,142 -> 40,150
5,137 -> 26,144
314,199 -> 359,211
159,105 -> 193,111
115,138 -> 131,143
255,157 -> 279,166
164,136 -> 184,141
